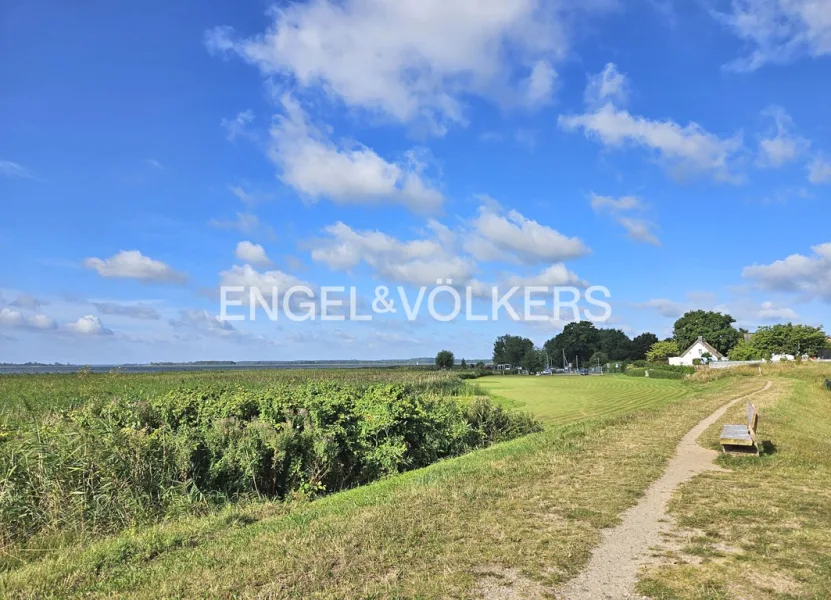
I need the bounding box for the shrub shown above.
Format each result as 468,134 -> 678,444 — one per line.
0,379 -> 540,544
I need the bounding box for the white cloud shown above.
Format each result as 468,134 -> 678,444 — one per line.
464,203 -> 589,264
92,302 -> 161,320
742,242 -> 831,301
84,250 -> 187,284
144,158 -> 164,170
219,264 -> 313,303
0,308 -> 25,328
589,193 -> 660,246
585,62 -> 628,106
235,240 -> 273,266
0,307 -> 57,331
637,298 -> 687,318
590,193 -> 642,213
809,157 -> 831,184
756,106 -> 809,168
757,301 -> 799,321
210,212 -> 276,239
65,315 -> 113,336
505,263 -> 587,287
618,217 -> 661,246
559,103 -> 743,181
205,0 -> 615,129
523,60 -> 557,107
716,0 -> 831,71
222,109 -> 254,141
311,222 -> 475,286
268,95 -> 444,214
0,159 -> 34,179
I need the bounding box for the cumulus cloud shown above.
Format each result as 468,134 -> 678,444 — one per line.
0,159 -> 34,179
715,0 -> 831,71
0,307 -> 57,331
809,157 -> 831,184
205,0 -> 612,129
65,315 -> 114,336
464,203 -> 589,264
585,62 -> 628,107
84,250 -> 187,284
92,302 -> 161,320
742,242 -> 831,301
756,106 -> 810,168
219,264 -> 313,305
559,103 -> 743,182
268,95 -> 444,214
311,222 -> 475,286
235,241 -> 272,266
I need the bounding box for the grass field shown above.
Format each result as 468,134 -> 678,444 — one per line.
0,372 -> 767,598
3,366 -> 830,598
476,373 -> 693,424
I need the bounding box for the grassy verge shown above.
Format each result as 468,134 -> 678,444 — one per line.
638,364 -> 831,599
0,376 -> 764,598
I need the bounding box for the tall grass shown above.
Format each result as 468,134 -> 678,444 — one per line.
0,370 -> 539,547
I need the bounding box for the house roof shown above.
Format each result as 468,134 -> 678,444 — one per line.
680,337 -> 724,359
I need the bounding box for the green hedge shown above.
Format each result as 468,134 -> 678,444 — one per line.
623,364 -> 694,379
0,381 -> 540,543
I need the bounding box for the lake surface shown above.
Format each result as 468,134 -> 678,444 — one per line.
0,362 -> 431,375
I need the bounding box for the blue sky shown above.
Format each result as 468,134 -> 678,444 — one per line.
1,0 -> 830,363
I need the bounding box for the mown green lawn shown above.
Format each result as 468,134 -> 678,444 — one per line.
476,373 -> 692,424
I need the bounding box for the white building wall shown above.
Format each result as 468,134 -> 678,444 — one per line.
669,340 -> 718,366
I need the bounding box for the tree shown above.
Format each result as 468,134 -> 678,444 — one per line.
646,340 -> 680,363
460,358 -> 467,369
589,351 -> 609,366
544,321 -> 600,366
596,328 -> 633,361
493,334 -> 535,366
749,323 -> 828,357
728,341 -> 764,361
521,348 -> 547,373
435,350 -> 455,369
630,332 -> 659,361
673,310 -> 741,356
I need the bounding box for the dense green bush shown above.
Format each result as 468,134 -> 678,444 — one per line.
0,380 -> 539,543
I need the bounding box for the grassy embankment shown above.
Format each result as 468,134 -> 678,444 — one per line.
1,370 -> 770,598
637,363 -> 831,599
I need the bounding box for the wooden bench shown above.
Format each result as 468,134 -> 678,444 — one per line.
720,401 -> 759,455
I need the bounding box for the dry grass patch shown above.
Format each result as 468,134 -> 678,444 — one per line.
638,366 -> 831,600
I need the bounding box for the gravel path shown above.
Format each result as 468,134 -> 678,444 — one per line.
557,381 -> 772,600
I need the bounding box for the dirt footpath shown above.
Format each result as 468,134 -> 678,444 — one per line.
556,380 -> 772,600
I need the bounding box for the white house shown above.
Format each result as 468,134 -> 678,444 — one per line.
669,337 -> 725,366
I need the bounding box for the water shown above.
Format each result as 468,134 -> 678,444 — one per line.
0,361 -> 431,375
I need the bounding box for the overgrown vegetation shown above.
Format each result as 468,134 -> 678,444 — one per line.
0,370 -> 539,547
0,372 -> 762,598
